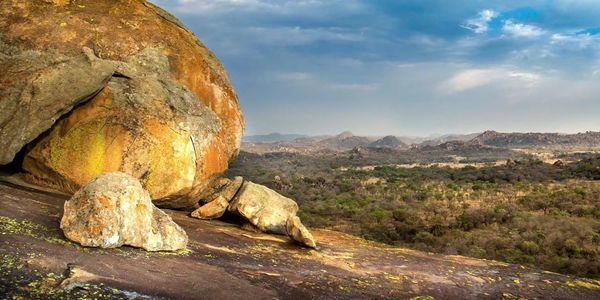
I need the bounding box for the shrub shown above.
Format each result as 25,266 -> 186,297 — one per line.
415,231 -> 435,245
370,208 -> 387,223
392,207 -> 409,222
519,240 -> 540,255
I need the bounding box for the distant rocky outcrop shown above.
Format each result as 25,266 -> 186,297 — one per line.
60,173 -> 188,251
320,132 -> 373,150
418,133 -> 481,147
419,140 -> 486,151
473,130 -> 600,147
368,135 -> 408,149
0,0 -> 244,208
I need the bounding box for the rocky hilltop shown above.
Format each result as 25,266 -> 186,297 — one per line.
1,182 -> 599,299
369,135 -> 409,149
243,130 -> 600,154
1,1 -> 599,299
474,130 -> 600,148
0,0 -> 319,249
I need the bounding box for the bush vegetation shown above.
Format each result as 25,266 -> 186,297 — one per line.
228,151 -> 600,278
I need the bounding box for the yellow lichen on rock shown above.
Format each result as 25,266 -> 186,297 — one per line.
1,0 -> 243,208
24,119 -> 130,194
143,118 -> 196,201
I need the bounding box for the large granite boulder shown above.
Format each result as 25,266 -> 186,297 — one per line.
60,172 -> 188,251
0,0 -> 244,208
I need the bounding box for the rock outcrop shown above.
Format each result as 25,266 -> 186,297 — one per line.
4,181 -> 599,300
60,172 -> 188,251
228,181 -> 299,235
1,0 -> 315,249
191,178 -> 317,248
191,196 -> 230,220
0,0 -> 244,208
286,215 -> 317,248
190,176 -> 243,219
202,176 -> 244,204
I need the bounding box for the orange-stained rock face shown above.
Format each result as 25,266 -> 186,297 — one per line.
0,0 -> 245,208
0,0 -> 244,159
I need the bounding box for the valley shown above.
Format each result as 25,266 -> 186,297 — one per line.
231,131 -> 600,279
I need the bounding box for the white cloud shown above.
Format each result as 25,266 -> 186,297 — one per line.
502,20 -> 546,38
439,67 -> 541,94
439,69 -> 501,93
508,71 -> 540,85
461,9 -> 498,34
551,32 -> 600,49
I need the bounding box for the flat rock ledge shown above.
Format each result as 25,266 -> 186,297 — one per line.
60,172 -> 188,251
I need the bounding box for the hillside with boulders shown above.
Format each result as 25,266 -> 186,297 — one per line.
473,131 -> 600,147
1,1 -> 599,299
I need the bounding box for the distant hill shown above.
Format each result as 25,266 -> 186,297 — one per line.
368,135 -> 408,149
419,140 -> 487,151
320,132 -> 373,150
473,130 -> 600,147
419,133 -> 481,147
243,133 -> 307,143
241,130 -> 600,154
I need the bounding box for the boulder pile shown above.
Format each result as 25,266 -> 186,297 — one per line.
192,179 -> 316,248
0,0 -> 316,250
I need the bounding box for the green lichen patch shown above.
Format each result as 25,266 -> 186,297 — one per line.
154,248 -> 193,256
0,249 -> 150,299
0,215 -> 73,247
564,279 -> 600,289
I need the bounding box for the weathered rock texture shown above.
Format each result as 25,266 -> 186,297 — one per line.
192,178 -> 316,247
228,181 -> 299,235
286,216 -> 317,248
190,176 -> 244,219
207,176 -> 244,203
191,196 -> 230,220
3,181 -> 599,300
0,0 -> 244,208
60,172 -> 188,251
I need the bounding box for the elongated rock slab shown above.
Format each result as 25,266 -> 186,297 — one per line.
228,181 -> 299,235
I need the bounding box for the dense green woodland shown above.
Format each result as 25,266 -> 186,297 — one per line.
229,152 -> 600,278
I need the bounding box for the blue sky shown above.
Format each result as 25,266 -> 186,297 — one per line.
152,0 -> 600,136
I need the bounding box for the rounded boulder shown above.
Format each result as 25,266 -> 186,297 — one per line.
0,0 -> 244,208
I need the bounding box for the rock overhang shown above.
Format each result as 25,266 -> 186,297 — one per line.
0,0 -> 244,207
